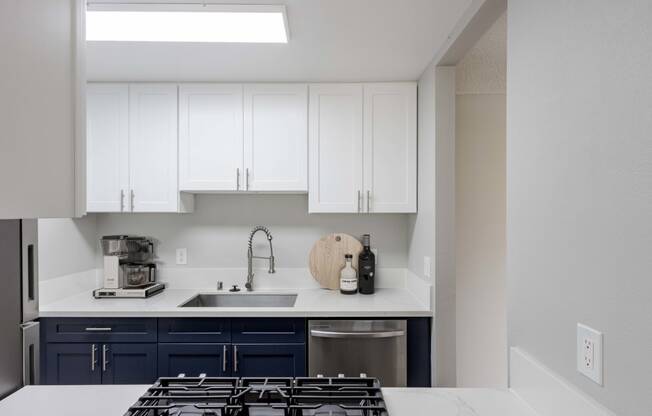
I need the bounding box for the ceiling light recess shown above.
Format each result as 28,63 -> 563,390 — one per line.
86,3 -> 289,43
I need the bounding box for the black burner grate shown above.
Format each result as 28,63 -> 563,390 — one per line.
125,376 -> 388,416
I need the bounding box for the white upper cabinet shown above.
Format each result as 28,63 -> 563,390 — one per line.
179,84 -> 244,191
309,83 -> 416,213
86,83 -> 192,213
244,84 -> 308,192
0,0 -> 84,219
129,84 -> 182,212
363,83 -> 417,213
309,84 -> 364,213
87,84 -> 129,213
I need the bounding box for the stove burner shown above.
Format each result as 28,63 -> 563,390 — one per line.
125,376 -> 388,416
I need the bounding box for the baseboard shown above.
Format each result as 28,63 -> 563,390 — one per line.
509,347 -> 616,416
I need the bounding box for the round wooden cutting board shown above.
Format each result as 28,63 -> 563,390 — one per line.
309,233 -> 363,290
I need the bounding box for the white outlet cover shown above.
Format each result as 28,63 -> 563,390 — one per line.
176,248 -> 187,265
423,256 -> 431,278
577,323 -> 603,385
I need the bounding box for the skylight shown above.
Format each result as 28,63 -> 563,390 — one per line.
86,3 -> 289,43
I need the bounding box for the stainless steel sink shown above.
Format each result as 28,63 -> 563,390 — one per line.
179,293 -> 297,308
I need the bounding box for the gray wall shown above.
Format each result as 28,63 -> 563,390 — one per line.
96,194 -> 409,269
38,216 -> 97,280
508,1 -> 652,414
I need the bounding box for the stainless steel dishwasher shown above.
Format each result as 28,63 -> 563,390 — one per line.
308,320 -> 407,387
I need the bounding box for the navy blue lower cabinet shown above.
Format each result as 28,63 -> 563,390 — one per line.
407,317 -> 432,387
232,344 -> 306,377
103,343 -> 158,384
158,343 -> 230,377
45,343 -> 102,385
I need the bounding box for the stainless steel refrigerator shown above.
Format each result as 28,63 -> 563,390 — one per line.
0,219 -> 39,399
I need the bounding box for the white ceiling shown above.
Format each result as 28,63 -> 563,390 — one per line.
86,0 -> 472,82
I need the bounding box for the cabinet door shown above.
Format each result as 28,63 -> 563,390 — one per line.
232,344 -> 306,378
244,84 -> 308,191
179,84 -> 243,191
86,84 -> 129,213
0,0 -> 83,219
102,343 -> 157,384
45,343 -> 101,385
158,344 -> 230,378
363,83 -> 417,213
129,84 -> 179,212
309,84 -> 363,213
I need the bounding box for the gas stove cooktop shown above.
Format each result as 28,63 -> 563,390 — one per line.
125,376 -> 388,416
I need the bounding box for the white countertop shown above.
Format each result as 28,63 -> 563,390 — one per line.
0,385 -> 538,415
39,288 -> 431,317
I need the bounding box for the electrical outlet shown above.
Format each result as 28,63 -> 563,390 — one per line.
577,323 -> 603,385
176,248 -> 187,265
423,256 -> 431,278
371,248 -> 378,265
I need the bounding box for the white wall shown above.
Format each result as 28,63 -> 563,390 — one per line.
38,216 -> 97,281
508,1 -> 652,414
455,14 -> 507,388
408,64 -> 456,387
96,194 -> 409,270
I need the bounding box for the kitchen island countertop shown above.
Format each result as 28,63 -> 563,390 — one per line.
39,287 -> 431,317
0,385 -> 538,415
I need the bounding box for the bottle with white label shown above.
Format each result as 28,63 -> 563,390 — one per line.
340,254 -> 358,295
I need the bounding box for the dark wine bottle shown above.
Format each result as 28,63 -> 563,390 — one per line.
358,234 -> 375,294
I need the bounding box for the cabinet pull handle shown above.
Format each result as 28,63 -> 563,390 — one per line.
367,190 -> 371,212
120,189 -> 125,212
85,327 -> 112,332
236,168 -> 240,190
91,344 -> 97,371
245,169 -> 250,190
102,345 -> 109,372
357,190 -> 361,212
233,345 -> 239,373
222,345 -> 227,373
130,189 -> 135,212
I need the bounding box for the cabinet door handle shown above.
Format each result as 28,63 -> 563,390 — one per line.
236,168 -> 240,190
245,169 -> 250,190
120,190 -> 125,212
91,344 -> 97,372
130,189 -> 135,212
367,190 -> 371,212
233,345 -> 239,373
102,345 -> 109,372
222,345 -> 227,373
357,190 -> 361,212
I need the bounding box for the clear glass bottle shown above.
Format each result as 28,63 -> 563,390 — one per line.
339,254 -> 358,295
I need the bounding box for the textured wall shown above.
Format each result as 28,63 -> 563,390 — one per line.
456,13 -> 506,94
508,1 -> 652,414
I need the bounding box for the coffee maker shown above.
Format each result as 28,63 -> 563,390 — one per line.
94,235 -> 165,298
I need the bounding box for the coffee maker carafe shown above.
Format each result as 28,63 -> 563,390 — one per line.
101,235 -> 155,289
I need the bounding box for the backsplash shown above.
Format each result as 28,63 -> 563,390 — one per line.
94,194 -> 409,270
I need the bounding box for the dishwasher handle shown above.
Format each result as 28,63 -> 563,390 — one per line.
310,329 -> 405,339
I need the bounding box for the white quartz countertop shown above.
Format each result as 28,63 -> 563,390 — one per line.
0,385 -> 538,416
39,288 -> 431,317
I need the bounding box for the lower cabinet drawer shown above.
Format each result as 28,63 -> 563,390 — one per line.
158,318 -> 230,343
231,318 -> 305,343
43,318 -> 157,343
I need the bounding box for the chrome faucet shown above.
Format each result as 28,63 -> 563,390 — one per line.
246,226 -> 275,291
